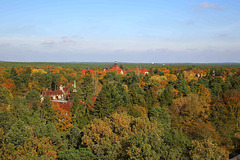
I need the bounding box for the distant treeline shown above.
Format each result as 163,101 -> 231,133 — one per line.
1,61 -> 239,69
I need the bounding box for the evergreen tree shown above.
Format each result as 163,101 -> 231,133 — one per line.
5,120 -> 31,146
158,85 -> 174,106
176,78 -> 190,96
71,96 -> 89,129
40,96 -> 54,123
51,73 -> 61,90
94,83 -> 113,118
0,84 -> 13,106
58,147 -> 97,160
128,83 -> 146,107
10,67 -> 21,90
144,86 -> 157,110
94,80 -> 128,118
81,73 -> 94,101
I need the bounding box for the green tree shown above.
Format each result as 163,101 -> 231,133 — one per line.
51,73 -> 61,90
128,83 -> 146,107
66,125 -> 82,148
39,96 -> 54,123
148,107 -> 172,129
148,107 -> 191,159
0,110 -> 14,133
190,139 -> 228,160
71,96 -> 89,129
209,103 -> 235,150
94,79 -> 129,118
58,147 -> 97,160
26,90 -> 40,111
144,85 -> 157,110
0,84 -> 13,106
34,122 -> 62,147
123,72 -> 140,86
94,82 -> 115,118
158,85 -> 174,106
81,73 -> 94,101
175,78 -> 190,96
26,89 -> 39,100
5,120 -> 31,146
9,67 -> 21,90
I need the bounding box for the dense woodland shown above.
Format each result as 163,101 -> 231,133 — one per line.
0,62 -> 240,159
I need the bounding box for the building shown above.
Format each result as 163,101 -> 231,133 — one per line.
42,90 -> 64,101
135,67 -> 149,75
41,85 -> 71,102
81,68 -> 95,74
59,85 -> 70,99
109,61 -> 127,75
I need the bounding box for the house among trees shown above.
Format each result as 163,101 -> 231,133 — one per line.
81,68 -> 95,74
41,82 -> 79,112
42,85 -> 71,101
136,67 -> 149,75
42,90 -> 64,101
109,61 -> 127,75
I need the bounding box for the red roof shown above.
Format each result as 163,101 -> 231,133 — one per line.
109,66 -> 126,74
50,95 -> 98,112
57,101 -> 72,112
82,69 -> 95,74
139,68 -> 149,74
43,90 -> 63,96
135,68 -> 149,74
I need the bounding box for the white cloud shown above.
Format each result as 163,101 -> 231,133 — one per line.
41,40 -> 55,45
198,2 -> 223,10
61,35 -> 81,43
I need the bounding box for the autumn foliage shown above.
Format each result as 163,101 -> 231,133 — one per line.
0,62 -> 239,159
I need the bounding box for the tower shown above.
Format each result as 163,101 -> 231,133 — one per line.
113,60 -> 119,68
73,80 -> 77,93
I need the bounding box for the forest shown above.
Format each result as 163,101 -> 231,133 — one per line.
0,62 -> 240,159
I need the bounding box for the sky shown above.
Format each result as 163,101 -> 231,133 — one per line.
0,0 -> 240,63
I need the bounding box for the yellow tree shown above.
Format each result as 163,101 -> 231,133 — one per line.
223,90 -> 240,128
16,137 -> 57,159
82,117 -> 121,159
182,70 -> 195,83
52,103 -> 73,136
171,93 -> 205,119
191,139 -> 228,160
197,84 -> 211,118
82,112 -> 166,159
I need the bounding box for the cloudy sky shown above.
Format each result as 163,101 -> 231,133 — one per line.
0,0 -> 239,63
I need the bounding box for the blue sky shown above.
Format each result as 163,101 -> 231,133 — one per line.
0,0 -> 239,63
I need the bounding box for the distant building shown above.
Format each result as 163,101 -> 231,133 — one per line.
109,61 -> 127,75
42,90 -> 64,101
81,68 -> 95,74
113,60 -> 119,68
41,85 -> 71,102
135,68 -> 149,75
